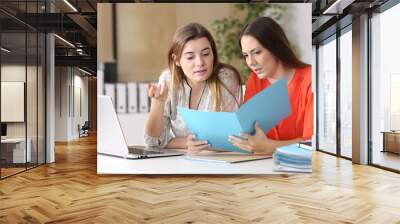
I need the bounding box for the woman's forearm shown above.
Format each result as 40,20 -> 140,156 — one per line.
145,99 -> 166,137
166,137 -> 187,149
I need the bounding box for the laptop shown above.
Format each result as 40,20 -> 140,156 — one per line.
1,123 -> 7,140
97,95 -> 184,159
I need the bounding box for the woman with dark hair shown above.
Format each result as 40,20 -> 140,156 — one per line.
229,17 -> 313,155
145,23 -> 242,154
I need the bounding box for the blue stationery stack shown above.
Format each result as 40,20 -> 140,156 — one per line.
273,144 -> 312,173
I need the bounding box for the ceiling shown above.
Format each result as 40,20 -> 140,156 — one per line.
0,0 -> 391,74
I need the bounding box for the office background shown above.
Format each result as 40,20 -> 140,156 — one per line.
96,3 -> 313,154
0,1 -> 97,179
0,1 -> 398,174
1,1 -> 400,223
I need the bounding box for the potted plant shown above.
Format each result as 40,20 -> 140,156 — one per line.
212,4 -> 285,82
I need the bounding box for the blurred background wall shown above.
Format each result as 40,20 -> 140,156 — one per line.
97,3 -> 311,82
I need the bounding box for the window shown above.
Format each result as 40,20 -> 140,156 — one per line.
339,29 -> 352,158
0,2 -> 47,179
317,36 -> 337,154
371,2 -> 400,171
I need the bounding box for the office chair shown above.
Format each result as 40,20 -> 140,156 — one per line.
79,121 -> 90,138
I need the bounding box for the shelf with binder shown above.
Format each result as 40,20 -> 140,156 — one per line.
103,82 -> 151,114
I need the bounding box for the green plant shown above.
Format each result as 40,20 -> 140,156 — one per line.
212,4 -> 285,82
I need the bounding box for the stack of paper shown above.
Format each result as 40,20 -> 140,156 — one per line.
273,144 -> 312,173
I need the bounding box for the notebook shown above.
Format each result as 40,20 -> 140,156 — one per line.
186,151 -> 271,163
273,144 -> 312,173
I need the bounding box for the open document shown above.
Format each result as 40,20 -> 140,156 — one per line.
178,78 -> 291,153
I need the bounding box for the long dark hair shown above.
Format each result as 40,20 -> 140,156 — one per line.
239,17 -> 309,68
168,23 -> 241,111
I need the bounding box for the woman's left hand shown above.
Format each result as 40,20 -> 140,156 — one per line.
186,134 -> 211,155
228,122 -> 275,155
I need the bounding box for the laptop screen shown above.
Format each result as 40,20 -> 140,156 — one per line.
97,95 -> 130,155
1,123 -> 7,137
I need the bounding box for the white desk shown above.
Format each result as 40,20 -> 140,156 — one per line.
97,154 -> 286,175
1,138 -> 31,163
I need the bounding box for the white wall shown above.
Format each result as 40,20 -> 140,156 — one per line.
55,67 -> 69,141
72,73 -> 89,138
279,3 -> 312,64
55,67 -> 89,141
312,45 -> 317,149
1,82 -> 25,122
74,74 -> 89,123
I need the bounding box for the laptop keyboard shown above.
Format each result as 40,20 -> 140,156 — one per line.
128,147 -> 162,155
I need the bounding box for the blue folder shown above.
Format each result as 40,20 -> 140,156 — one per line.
178,78 -> 291,153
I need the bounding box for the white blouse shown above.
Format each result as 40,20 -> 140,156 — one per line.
144,66 -> 242,148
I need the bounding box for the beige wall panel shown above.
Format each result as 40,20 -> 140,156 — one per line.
1,65 -> 25,81
117,4 -> 176,82
174,4 -> 240,71
280,3 -> 312,64
97,4 -> 114,63
38,65 -> 45,163
97,3 -> 311,82
26,65 -> 38,152
175,4 -> 235,32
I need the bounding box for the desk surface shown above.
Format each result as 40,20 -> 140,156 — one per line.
381,131 -> 400,134
1,138 -> 26,143
97,154 -> 289,175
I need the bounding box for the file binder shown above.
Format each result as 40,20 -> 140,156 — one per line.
139,83 -> 149,113
127,82 -> 138,113
116,83 -> 127,113
104,83 -> 115,107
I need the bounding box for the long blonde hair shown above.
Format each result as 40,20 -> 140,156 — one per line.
167,23 -> 241,111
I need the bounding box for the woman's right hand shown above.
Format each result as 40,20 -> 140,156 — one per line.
186,134 -> 211,155
147,80 -> 168,103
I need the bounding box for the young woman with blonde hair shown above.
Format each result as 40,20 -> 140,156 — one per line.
145,23 -> 242,154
